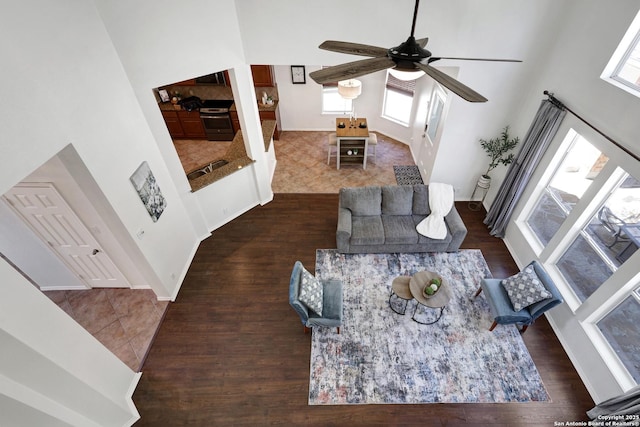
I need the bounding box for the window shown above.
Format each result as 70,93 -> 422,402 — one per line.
557,172 -> 640,302
426,84 -> 446,143
322,84 -> 352,114
597,290 -> 640,384
382,72 -> 415,126
526,132 -> 607,246
602,9 -> 640,96
518,125 -> 640,389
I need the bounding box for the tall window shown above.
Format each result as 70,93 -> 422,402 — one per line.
526,132 -> 607,246
382,73 -> 415,126
602,9 -> 640,96
519,126 -> 640,389
322,83 -> 352,114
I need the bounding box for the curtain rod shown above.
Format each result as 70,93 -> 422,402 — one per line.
543,90 -> 640,163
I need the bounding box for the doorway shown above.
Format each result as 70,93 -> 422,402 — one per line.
3,183 -> 131,288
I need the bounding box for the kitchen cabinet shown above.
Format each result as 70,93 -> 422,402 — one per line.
162,111 -> 185,138
162,109 -> 206,139
177,111 -> 206,138
230,110 -> 240,135
251,65 -> 275,87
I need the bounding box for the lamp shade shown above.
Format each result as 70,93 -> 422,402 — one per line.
337,79 -> 362,99
388,67 -> 425,81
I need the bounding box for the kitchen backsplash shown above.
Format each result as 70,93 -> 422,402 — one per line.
155,84 -> 279,104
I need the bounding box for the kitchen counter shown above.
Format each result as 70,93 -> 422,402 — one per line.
158,102 -> 183,111
228,99 -> 279,112
261,120 -> 276,151
188,131 -> 254,192
160,99 -> 278,112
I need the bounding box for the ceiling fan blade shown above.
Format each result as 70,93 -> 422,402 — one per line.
319,40 -> 389,58
416,63 -> 488,103
416,37 -> 428,48
310,57 -> 396,84
428,56 -> 522,63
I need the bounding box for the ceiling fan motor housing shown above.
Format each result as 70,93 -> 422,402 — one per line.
388,36 -> 431,70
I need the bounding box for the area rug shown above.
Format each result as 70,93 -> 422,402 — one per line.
393,165 -> 424,185
309,249 -> 550,405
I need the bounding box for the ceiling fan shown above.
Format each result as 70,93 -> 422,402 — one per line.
308,0 -> 521,102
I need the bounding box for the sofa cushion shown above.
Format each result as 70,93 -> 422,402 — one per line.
299,266 -> 323,315
382,216 -> 419,244
340,186 -> 381,216
412,185 -> 431,215
501,266 -> 552,312
351,216 -> 385,245
412,215 -> 452,244
382,185 -> 414,215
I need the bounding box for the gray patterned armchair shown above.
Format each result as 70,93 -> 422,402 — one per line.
289,261 -> 343,334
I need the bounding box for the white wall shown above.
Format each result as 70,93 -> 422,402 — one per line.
0,260 -> 141,426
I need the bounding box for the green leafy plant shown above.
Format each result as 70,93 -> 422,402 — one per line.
479,126 -> 519,177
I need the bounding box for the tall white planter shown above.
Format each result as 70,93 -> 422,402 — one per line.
468,175 -> 491,211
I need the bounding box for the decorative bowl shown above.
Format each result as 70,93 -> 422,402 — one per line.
423,281 -> 441,299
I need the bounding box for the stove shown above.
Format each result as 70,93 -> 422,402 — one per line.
199,99 -> 235,141
200,99 -> 234,114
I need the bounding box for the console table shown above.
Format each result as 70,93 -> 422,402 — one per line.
335,118 -> 369,170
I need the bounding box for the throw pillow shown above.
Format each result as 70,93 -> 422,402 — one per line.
299,267 -> 323,316
501,266 -> 552,312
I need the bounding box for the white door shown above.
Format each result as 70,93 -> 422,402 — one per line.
3,183 -> 131,288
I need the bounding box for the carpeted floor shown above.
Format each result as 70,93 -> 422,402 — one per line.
309,249 -> 550,405
394,165 -> 424,185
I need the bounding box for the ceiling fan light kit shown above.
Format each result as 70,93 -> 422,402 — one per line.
309,0 -> 521,102
337,79 -> 362,99
388,67 -> 425,81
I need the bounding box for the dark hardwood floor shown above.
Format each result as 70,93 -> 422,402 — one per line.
133,195 -> 594,426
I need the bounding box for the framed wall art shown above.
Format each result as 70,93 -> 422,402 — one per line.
130,161 -> 167,222
291,65 -> 306,84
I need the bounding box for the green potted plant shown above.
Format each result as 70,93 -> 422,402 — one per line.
469,126 -> 519,211
479,126 -> 519,180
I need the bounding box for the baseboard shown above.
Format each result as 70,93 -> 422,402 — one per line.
123,372 -> 142,427
169,239 -> 201,302
38,285 -> 88,292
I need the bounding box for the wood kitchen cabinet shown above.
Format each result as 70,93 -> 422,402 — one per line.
177,111 -> 206,138
230,110 -> 240,135
162,110 -> 206,139
161,111 -> 185,138
251,65 -> 275,87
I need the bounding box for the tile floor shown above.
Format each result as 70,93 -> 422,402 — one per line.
46,130 -> 413,372
174,130 -> 415,193
44,288 -> 168,372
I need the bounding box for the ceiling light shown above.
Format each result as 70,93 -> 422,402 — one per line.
337,79 -> 362,99
388,67 -> 425,81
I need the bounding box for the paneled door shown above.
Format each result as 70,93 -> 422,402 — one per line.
3,183 -> 131,288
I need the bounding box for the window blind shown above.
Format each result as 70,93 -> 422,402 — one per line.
386,74 -> 416,96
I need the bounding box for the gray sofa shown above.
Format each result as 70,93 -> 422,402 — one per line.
337,185 -> 467,253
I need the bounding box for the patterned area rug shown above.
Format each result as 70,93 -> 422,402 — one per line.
309,249 -> 550,405
393,165 -> 424,185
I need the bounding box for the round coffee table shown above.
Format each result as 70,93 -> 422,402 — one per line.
409,271 -> 451,325
389,276 -> 413,315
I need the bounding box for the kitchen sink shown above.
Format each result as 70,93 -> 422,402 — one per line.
186,159 -> 229,180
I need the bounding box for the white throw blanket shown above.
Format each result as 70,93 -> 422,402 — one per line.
416,182 -> 454,239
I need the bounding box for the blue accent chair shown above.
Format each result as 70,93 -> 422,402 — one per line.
289,261 -> 343,334
474,261 -> 564,333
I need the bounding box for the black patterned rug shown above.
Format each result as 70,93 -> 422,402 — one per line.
309,249 -> 550,405
393,165 -> 424,185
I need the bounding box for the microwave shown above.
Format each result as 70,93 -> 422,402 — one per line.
195,71 -> 227,85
